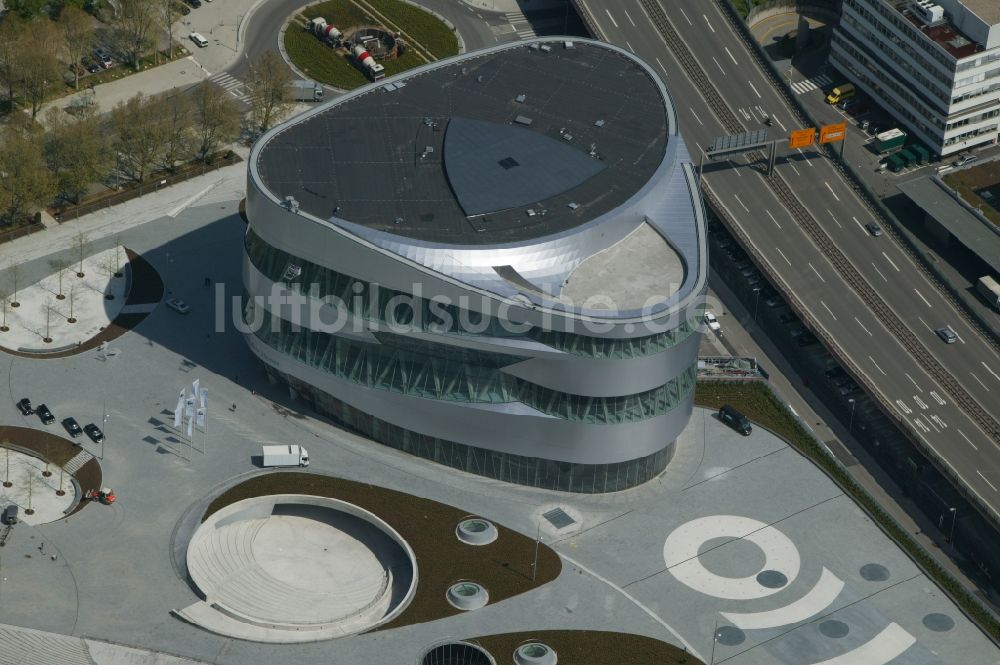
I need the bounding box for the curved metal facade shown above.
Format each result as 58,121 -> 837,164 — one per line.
242,38 -> 708,492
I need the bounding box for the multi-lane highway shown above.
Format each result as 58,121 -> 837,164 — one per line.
574,0 -> 1000,520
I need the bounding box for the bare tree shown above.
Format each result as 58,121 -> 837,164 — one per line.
153,89 -> 194,172
111,0 -> 156,71
0,126 -> 56,225
49,259 -> 70,299
245,51 -> 292,134
45,106 -> 114,203
8,265 -> 19,308
20,18 -> 65,118
67,284 -> 77,323
75,231 -> 88,277
112,92 -> 164,182
61,6 -> 96,91
191,82 -> 240,163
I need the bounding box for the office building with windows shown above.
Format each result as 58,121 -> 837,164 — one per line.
241,38 -> 707,492
831,0 -> 1000,156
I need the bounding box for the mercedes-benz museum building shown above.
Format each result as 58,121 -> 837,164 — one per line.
241,38 -> 707,492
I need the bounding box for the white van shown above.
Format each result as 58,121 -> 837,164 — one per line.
189,32 -> 209,48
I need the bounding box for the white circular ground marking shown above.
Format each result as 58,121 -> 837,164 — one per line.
663,515 -> 801,600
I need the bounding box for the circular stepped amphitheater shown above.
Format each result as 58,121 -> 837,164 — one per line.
175,494 -> 417,643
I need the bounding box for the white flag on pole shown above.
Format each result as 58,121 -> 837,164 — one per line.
174,388 -> 185,428
199,387 -> 208,411
196,407 -> 206,428
191,379 -> 200,402
186,414 -> 194,438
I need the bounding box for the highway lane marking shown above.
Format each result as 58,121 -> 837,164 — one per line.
913,396 -> 928,410
788,162 -> 801,176
679,7 -> 692,25
905,373 -> 922,392
797,148 -> 813,166
747,80 -> 761,98
930,414 -> 947,429
930,391 -> 945,405
821,301 -> 837,320
825,208 -> 842,228
977,471 -> 998,492
775,247 -> 792,266
824,181 -> 840,201
895,400 -> 912,415
869,355 -> 886,375
726,47 -> 739,65
713,57 -> 726,76
655,56 -> 667,75
912,417 -> 929,433
605,8 -> 619,28
982,362 -> 1000,382
704,14 -> 716,32
623,8 -> 636,26
913,289 -> 931,307
958,429 -> 978,450
851,216 -> 865,232
871,263 -> 888,282
765,209 -> 781,229
774,116 -> 787,131
910,428 -> 996,511
970,372 -> 990,392
917,316 -> 933,333
882,252 -> 900,271
855,317 -> 873,336
924,416 -> 941,433
955,331 -> 966,345
734,194 -> 749,212
688,107 -> 704,125
808,262 -> 826,283
625,40 -> 635,53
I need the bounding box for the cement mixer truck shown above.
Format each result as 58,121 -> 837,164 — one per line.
352,44 -> 386,81
310,17 -> 342,45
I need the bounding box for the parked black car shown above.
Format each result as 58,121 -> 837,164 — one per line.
63,417 -> 83,438
719,404 -> 752,436
84,423 -> 105,443
186,0 -> 201,7
16,398 -> 33,415
36,404 -> 54,425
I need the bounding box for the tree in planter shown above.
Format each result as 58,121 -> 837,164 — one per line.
43,298 -> 53,343
246,51 -> 292,134
75,231 -> 89,277
49,259 -> 71,300
191,82 -> 240,163
60,6 -> 96,91
67,285 -> 77,324
113,237 -> 124,277
110,0 -> 155,71
45,106 -> 114,204
155,0 -> 180,65
0,291 -> 9,332
0,125 -> 57,226
112,92 -> 165,183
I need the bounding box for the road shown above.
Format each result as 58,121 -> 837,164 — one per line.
574,0 -> 1000,519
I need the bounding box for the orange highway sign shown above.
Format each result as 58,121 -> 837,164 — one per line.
819,122 -> 847,144
788,128 -> 816,149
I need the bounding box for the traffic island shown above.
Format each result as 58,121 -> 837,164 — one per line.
0,249 -> 163,360
0,426 -> 104,523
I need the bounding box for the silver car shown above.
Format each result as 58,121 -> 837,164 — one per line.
936,326 -> 957,344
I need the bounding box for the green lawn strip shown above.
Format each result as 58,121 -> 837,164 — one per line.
284,25 -> 371,89
474,630 -> 704,665
204,472 -> 562,628
731,0 -> 753,19
695,380 -> 1000,642
301,0 -> 373,26
363,0 -> 459,59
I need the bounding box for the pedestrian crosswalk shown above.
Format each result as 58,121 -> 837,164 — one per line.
789,74 -> 832,95
505,10 -> 537,40
209,72 -> 251,103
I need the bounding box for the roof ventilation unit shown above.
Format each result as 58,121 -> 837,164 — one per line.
284,196 -> 300,213
911,0 -> 944,24
514,643 -> 558,665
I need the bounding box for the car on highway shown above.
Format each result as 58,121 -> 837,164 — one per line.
865,222 -> 883,237
84,423 -> 105,443
16,398 -> 33,415
63,417 -> 83,438
703,311 -> 721,333
936,326 -> 958,344
165,298 -> 190,314
36,404 -> 54,425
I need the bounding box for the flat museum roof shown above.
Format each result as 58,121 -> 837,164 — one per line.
257,41 -> 668,246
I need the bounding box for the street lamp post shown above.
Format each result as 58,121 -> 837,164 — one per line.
948,507 -> 957,543
848,398 -> 857,433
